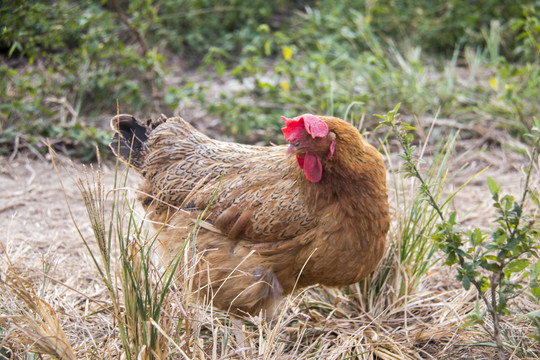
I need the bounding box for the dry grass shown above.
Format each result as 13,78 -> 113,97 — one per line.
0,143 -> 538,359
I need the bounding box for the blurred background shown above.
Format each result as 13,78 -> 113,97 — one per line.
1,0 -> 538,159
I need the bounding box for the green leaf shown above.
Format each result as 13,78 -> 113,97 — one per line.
485,262 -> 500,272
494,234 -> 507,246
501,195 -> 515,211
401,123 -> 417,131
215,61 -> 225,76
505,259 -> 530,275
479,276 -> 490,291
404,133 -> 414,145
448,211 -> 457,225
470,228 -> 484,246
487,176 -> 499,197
532,286 -> 540,300
264,40 -> 272,56
462,275 -> 471,290
446,252 -> 457,266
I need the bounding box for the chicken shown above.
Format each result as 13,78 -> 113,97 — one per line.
110,113 -> 390,316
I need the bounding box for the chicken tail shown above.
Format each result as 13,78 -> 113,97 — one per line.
110,114 -> 167,169
109,114 -> 147,168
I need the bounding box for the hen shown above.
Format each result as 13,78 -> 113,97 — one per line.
110,113 -> 390,316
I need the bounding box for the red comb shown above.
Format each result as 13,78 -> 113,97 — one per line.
281,116 -> 304,142
302,114 -> 328,138
281,114 -> 328,141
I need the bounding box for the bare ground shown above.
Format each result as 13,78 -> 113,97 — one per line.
0,137 -> 538,358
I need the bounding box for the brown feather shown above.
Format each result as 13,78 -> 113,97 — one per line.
110,114 -> 390,316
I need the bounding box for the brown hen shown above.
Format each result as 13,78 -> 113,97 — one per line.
110,113 -> 390,316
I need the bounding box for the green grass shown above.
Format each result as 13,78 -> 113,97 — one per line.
1,1 -> 540,157
1,1 -> 540,358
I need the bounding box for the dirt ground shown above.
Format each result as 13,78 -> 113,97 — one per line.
0,154 -> 139,302
0,142 -> 534,283
0,140 -> 536,276
0,134 -> 538,358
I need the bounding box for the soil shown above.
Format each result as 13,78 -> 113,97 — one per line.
0,134 -> 537,359
0,154 -> 136,292
1,140 -> 535,278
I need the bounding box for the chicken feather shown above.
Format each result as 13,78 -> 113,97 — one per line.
110,113 -> 390,316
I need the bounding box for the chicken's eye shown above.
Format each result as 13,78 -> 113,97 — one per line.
293,140 -> 301,147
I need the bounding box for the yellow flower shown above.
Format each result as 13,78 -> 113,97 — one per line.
489,77 -> 498,91
282,46 -> 292,61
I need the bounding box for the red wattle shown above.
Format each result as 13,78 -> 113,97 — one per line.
296,155 -> 304,169
303,151 -> 322,183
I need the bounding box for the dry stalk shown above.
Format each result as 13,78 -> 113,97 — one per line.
0,265 -> 76,360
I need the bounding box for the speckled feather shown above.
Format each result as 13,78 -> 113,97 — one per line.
110,114 -> 390,316
141,119 -> 315,241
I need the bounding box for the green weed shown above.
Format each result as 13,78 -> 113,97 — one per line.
2,1 -> 540,157
380,104 -> 540,359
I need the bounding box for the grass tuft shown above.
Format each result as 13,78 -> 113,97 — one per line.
0,252 -> 76,359
0,110 -> 537,358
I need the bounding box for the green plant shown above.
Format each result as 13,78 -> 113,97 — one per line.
360,104 -> 484,311
200,2 -> 540,142
0,0 -> 167,159
2,0 -> 540,157
156,0 -> 300,63
381,105 -> 540,359
434,175 -> 539,359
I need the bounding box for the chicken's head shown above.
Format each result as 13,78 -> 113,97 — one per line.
281,114 -> 336,183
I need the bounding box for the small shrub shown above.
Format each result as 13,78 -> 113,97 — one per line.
381,105 -> 540,359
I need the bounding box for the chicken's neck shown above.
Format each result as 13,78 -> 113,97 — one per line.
293,141 -> 388,219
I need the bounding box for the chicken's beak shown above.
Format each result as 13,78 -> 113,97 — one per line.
287,142 -> 304,155
286,143 -> 296,155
